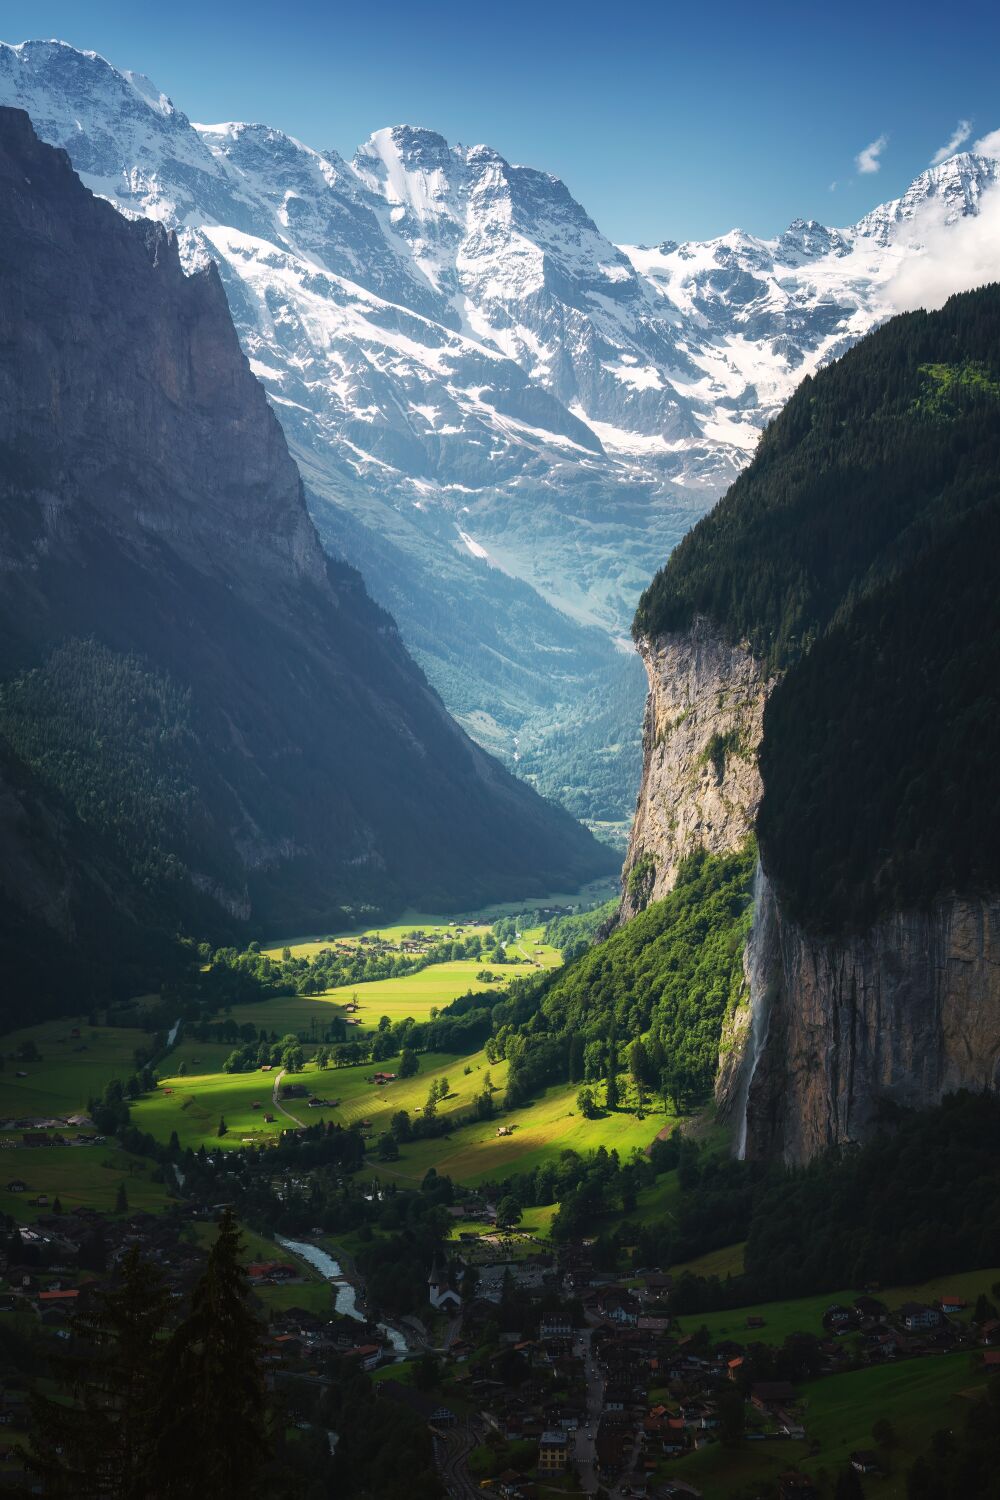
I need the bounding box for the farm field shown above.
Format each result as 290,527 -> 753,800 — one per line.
0,1021 -> 147,1119
135,1036 -> 673,1186
315,1048 -> 506,1130
373,1082 -> 674,1187
673,1240 -> 746,1279
672,1350 -> 984,1497
0,1141 -> 171,1218
232,960 -> 517,1036
444,1203 -> 560,1248
131,1048 -> 506,1153
262,916 -> 495,962
130,1067 -> 292,1150
678,1265 -> 1000,1347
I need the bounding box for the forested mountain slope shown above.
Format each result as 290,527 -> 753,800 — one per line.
635,283 -> 1000,931
625,284 -> 1000,1160
0,107 -> 611,1018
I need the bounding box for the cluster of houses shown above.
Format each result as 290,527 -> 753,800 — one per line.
388,1232 -> 1000,1498
1,1114 -> 103,1158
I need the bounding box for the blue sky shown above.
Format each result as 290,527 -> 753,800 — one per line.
2,0 -> 998,242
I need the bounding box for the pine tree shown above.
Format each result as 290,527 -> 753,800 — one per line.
150,1209 -> 270,1498
23,1246 -> 169,1498
115,1181 -> 128,1213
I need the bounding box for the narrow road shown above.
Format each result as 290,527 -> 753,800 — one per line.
577,1326 -> 600,1493
272,1068 -> 307,1127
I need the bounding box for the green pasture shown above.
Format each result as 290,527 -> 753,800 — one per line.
131,1047 -> 506,1153
163,1041 -> 235,1077
680,1265 -> 1000,1347
0,1140 -> 171,1218
672,1240 -> 746,1279
673,1350 -> 984,1497
131,1068 -> 290,1150
509,925 -> 563,970
232,959 -> 518,1036
0,1021 -> 146,1119
313,1048 -> 507,1131
374,1081 -> 672,1187
445,1202 -> 560,1250
263,915 -> 497,962
189,1220 -> 335,1319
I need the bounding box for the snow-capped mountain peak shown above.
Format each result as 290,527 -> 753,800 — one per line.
1,36 -> 998,818
853,151 -> 1000,245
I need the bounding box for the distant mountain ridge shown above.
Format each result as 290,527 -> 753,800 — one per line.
2,39 -> 997,819
0,105 -> 611,1018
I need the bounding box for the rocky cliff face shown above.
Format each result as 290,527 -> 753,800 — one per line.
622,615 -> 1000,1164
742,872 -> 1000,1163
620,619 -> 770,919
0,106 -> 612,1018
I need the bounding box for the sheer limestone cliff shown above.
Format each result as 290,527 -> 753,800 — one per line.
621,613 -> 1000,1164
620,619 -> 771,920
742,873 -> 1000,1163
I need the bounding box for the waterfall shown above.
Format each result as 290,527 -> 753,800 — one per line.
736,859 -> 779,1160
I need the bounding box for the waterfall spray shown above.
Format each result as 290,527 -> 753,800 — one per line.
736,859 -> 778,1159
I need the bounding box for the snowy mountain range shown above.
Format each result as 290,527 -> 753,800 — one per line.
3,38 -> 997,821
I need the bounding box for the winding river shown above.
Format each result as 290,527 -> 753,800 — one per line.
276,1236 -> 408,1357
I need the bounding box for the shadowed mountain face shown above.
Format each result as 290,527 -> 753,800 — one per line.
0,107 -> 612,1012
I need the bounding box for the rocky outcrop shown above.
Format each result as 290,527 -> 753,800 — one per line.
620,619 -> 771,919
742,871 -> 1000,1163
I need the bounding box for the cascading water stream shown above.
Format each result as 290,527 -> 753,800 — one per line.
736,859 -> 778,1159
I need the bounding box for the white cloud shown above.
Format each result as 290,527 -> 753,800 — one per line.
972,127 -> 1000,158
930,119 -> 972,165
856,134 -> 888,174
886,181 -> 1000,312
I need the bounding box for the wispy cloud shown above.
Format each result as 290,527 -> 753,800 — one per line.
856,134 -> 888,174
930,119 -> 972,165
828,180 -> 838,193
972,126 -> 1000,157
886,181 -> 1000,312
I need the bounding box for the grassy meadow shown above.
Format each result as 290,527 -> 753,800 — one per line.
370,1079 -> 675,1187
678,1265 -> 1000,1347
672,1351 -> 986,1497
0,902 -> 672,1208
0,1021 -> 148,1119
232,960 -> 507,1036
0,1140 -> 171,1218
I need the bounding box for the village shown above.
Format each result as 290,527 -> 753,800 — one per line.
0,1143 -> 997,1500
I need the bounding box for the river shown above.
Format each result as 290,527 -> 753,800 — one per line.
276,1236 -> 409,1357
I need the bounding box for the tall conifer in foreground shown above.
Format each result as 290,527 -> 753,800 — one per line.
22,1246 -> 169,1498
151,1208 -> 270,1498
